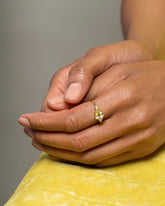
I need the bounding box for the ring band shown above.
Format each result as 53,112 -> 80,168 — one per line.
93,100 -> 104,123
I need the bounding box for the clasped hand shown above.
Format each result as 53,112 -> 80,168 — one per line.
18,40 -> 165,167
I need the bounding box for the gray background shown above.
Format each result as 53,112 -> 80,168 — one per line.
1,0 -> 123,205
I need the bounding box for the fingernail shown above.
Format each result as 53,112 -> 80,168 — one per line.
65,83 -> 82,99
18,117 -> 31,128
32,139 -> 44,151
24,127 -> 33,138
48,94 -> 64,105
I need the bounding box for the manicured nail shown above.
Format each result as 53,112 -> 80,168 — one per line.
32,139 -> 44,151
18,117 -> 31,128
48,94 -> 64,105
65,83 -> 82,99
24,127 -> 33,138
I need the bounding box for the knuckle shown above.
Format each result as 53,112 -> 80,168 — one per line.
69,65 -> 84,77
49,70 -> 60,86
81,152 -> 98,165
30,114 -> 44,130
111,64 -> 128,77
134,106 -> 151,128
86,46 -> 100,56
143,127 -> 157,142
49,67 -> 66,86
34,132 -> 47,145
63,112 -> 80,133
133,128 -> 156,148
124,83 -> 136,102
36,118 -> 44,130
70,136 -> 87,152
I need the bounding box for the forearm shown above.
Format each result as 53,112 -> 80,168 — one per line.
121,0 -> 165,59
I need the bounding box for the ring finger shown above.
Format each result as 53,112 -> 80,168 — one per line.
25,105 -> 150,152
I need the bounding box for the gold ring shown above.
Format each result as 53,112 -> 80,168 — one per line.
93,100 -> 104,123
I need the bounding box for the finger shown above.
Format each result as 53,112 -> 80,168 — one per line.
47,64 -> 130,110
19,101 -> 94,132
64,41 -> 152,104
18,78 -> 136,132
31,140 -> 133,166
30,138 -> 137,166
95,136 -> 162,167
82,128 -> 155,165
32,139 -> 83,163
83,64 -> 130,102
24,111 -> 133,151
31,127 -> 155,166
24,108 -> 153,153
41,68 -> 69,112
41,57 -> 83,112
64,47 -> 110,104
94,146 -> 152,167
94,151 -> 135,167
47,94 -> 71,111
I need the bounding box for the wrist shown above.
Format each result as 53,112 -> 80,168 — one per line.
125,28 -> 165,60
121,0 -> 165,60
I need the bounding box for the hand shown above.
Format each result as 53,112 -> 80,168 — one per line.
19,61 -> 165,167
41,40 -> 153,112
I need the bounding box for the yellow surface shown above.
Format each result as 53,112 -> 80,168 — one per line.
5,146 -> 165,206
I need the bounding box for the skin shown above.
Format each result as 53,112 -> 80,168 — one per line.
41,40 -> 153,111
122,0 -> 165,59
18,0 -> 165,167
19,60 -> 165,167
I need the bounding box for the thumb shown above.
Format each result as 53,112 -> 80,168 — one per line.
64,46 -> 111,104
64,40 -> 153,104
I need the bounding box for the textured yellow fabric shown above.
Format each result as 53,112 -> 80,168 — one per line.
5,145 -> 165,206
